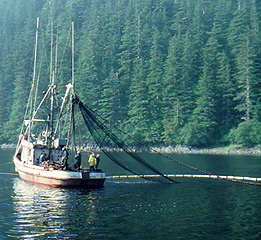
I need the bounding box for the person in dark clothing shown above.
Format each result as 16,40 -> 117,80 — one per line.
62,147 -> 69,169
74,151 -> 81,170
39,152 -> 47,164
95,154 -> 100,171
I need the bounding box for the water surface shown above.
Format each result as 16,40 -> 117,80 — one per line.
0,149 -> 260,239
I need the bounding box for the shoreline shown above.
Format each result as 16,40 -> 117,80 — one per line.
2,143 -> 261,156
150,145 -> 261,156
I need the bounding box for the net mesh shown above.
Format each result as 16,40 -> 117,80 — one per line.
74,96 -> 177,184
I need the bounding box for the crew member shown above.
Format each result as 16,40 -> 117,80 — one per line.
95,154 -> 100,171
74,151 -> 81,170
39,152 -> 47,164
62,147 -> 69,169
88,152 -> 96,172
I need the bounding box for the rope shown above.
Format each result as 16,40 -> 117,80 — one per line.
0,171 -> 18,176
0,161 -> 13,166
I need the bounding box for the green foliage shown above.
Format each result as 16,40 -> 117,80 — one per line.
0,0 -> 260,147
255,98 -> 261,122
179,122 -> 213,147
228,120 -> 261,147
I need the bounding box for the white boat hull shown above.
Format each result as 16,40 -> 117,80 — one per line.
13,156 -> 105,187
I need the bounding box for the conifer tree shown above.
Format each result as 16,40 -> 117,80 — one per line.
128,58 -> 150,141
76,2 -> 104,108
228,1 -> 258,121
147,26 -> 166,142
180,33 -> 220,146
162,32 -> 184,144
98,69 -> 121,123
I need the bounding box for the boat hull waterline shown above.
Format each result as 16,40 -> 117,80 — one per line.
13,156 -> 106,187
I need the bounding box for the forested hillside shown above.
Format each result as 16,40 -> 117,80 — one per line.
0,0 -> 260,147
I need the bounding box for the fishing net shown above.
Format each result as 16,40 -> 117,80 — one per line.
73,96 -> 177,184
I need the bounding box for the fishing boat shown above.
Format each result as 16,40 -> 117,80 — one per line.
13,19 -> 179,187
13,20 -> 105,187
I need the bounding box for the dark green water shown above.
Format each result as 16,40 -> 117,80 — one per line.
0,149 -> 260,239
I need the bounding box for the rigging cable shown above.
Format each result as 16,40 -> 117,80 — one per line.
75,97 -> 177,184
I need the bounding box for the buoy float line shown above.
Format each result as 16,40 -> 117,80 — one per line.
107,174 -> 261,182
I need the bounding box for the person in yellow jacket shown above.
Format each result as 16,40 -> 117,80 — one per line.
88,152 -> 96,172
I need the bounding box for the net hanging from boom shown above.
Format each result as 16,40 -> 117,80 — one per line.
73,96 -> 177,184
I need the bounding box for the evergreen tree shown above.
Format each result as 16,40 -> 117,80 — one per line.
128,58 -> 150,141
117,3 -> 139,122
216,51 -> 237,137
98,69 -> 121,123
228,1 -> 258,120
146,26 -> 166,142
162,33 -> 184,144
76,1 -> 104,108
180,32 -> 221,146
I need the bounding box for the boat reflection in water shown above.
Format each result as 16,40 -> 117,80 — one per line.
9,178 -> 100,239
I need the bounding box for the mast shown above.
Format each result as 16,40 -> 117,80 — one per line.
55,35 -> 58,79
48,19 -> 55,146
28,17 -> 40,141
71,21 -> 76,152
49,20 -> 54,84
71,21 -> 75,86
54,22 -> 75,140
32,17 -> 39,101
15,17 -> 40,154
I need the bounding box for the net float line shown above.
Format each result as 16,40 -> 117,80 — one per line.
107,174 -> 261,185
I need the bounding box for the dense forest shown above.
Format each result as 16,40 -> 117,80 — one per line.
0,0 -> 260,147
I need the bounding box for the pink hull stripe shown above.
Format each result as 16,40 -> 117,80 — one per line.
18,171 -> 105,187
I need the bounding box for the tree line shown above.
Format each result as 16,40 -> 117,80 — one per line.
0,0 -> 260,147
